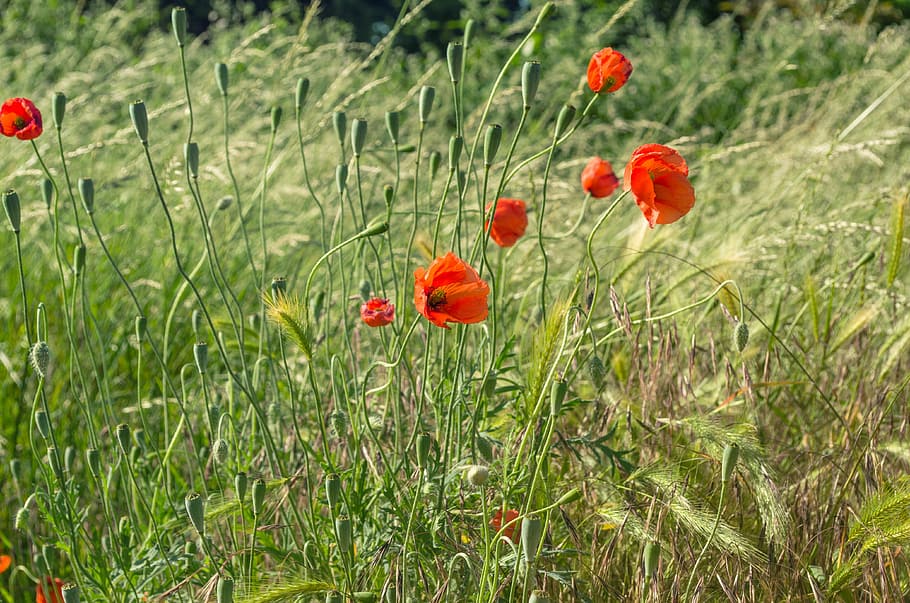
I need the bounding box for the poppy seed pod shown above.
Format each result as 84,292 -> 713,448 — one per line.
41,178 -> 54,209
63,447 -> 76,474
429,150 -> 441,180
61,583 -> 80,603
643,539 -> 660,579
521,61 -> 541,108
521,515 -> 542,562
171,7 -> 187,47
193,342 -> 208,375
734,320 -> 749,353
466,464 -> 489,487
418,86 -> 435,124
135,316 -> 147,343
215,63 -> 229,96
270,106 -> 282,132
295,77 -> 309,112
77,178 -> 94,214
35,410 -> 51,440
550,377 -> 567,417
252,478 -> 266,516
325,473 -> 342,511
483,124 -> 502,166
271,276 -> 287,301
335,516 -> 352,553
332,111 -> 347,149
449,135 -> 463,171
335,164 -> 348,195
73,244 -> 86,276
217,576 -> 234,603
31,341 -> 50,379
416,432 -> 431,470
3,189 -> 20,232
234,471 -> 247,500
47,446 -> 63,481
52,92 -> 66,130
554,104 -> 576,138
115,423 -> 131,455
184,142 -> 199,178
351,118 -> 367,157
129,101 -> 148,144
86,448 -> 101,480
385,111 -> 399,144
185,492 -> 205,536
383,184 -> 394,206
722,443 -> 739,483
447,42 -> 464,82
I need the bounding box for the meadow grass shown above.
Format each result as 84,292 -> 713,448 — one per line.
2,0 -> 910,601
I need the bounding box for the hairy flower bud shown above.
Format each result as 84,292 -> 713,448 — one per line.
184,142 -> 199,179
31,341 -> 50,379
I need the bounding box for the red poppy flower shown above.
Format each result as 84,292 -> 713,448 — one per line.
491,508 -> 521,542
0,98 -> 43,140
0,554 -> 10,573
581,157 -> 619,198
485,198 -> 527,248
623,144 -> 695,228
587,48 -> 632,94
36,577 -> 64,603
414,252 -> 489,329
360,297 -> 395,327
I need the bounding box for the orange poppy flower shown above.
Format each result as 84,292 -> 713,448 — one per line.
491,508 -> 521,542
581,157 -> 619,198
413,252 -> 489,329
0,554 -> 10,573
360,297 -> 395,327
36,577 -> 64,603
0,97 -> 43,140
485,198 -> 527,248
623,143 -> 695,228
587,48 -> 632,94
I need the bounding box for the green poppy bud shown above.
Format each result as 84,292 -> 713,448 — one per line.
41,179 -> 54,210
295,77 -> 310,112
129,100 -> 149,144
481,369 -> 497,398
385,110 -> 399,144
77,178 -> 94,214
213,439 -> 229,464
360,220 -> 389,237
554,104 -> 576,138
429,150 -> 442,180
270,106 -> 282,132
351,118 -> 367,157
722,443 -> 739,483
194,342 -> 208,375
184,142 -> 199,178
734,321 -> 749,353
521,515 -> 542,562
521,61 -> 541,108
383,184 -> 394,207
215,63 -> 229,96
550,377 -> 567,416
418,86 -> 435,124
416,432 -> 431,470
252,478 -> 266,516
587,355 -> 606,390
216,196 -> 233,211
171,7 -> 187,47
3,189 -> 20,232
449,135 -> 463,171
325,473 -> 342,511
555,487 -> 582,506
217,576 -> 234,603
234,472 -> 248,500
483,124 -> 502,166
47,446 -> 63,481
86,448 -> 101,479
135,316 -> 147,342
336,164 -> 348,195
34,409 -> 50,439
185,492 -> 205,536
31,341 -> 50,379
447,42 -> 464,82
64,445 -> 76,475
332,111 -> 347,149
330,409 -> 348,439
643,539 -> 660,579
73,244 -> 86,276
116,423 -> 131,455
335,515 -> 352,553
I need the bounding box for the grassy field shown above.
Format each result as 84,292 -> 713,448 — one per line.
2,0 -> 910,601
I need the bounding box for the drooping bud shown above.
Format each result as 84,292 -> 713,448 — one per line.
31,341 -> 50,379
429,151 -> 441,180
734,321 -> 749,353
521,61 -> 541,108
215,63 -> 229,96
3,189 -> 20,232
52,92 -> 67,129
35,410 -> 51,440
385,111 -> 399,145
587,355 -> 606,390
252,478 -> 266,516
360,220 -> 388,237
418,86 -> 435,124
213,439 -> 229,464
325,473 -> 342,511
129,101 -> 149,144
115,423 -> 131,455
447,43 -> 464,82
555,487 -> 582,506
332,111 -> 347,150
643,539 -> 660,580
335,164 -> 348,195
217,576 -> 234,603
171,7 -> 187,47
483,124 -> 502,166
193,342 -> 208,375
721,443 -> 739,483
41,179 -> 54,210
295,78 -> 310,112
77,178 -> 94,214
466,465 -> 489,487
521,515 -> 542,562
416,432 -> 431,470
449,135 -> 463,171
185,143 -> 199,179
335,515 -> 352,553
351,118 -> 367,157
550,377 -> 567,417
234,471 -> 248,500
86,448 -> 101,479
270,106 -> 282,133
554,104 -> 576,138
185,492 -> 205,536
216,196 -> 233,211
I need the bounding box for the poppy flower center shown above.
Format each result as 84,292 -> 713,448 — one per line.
427,288 -> 446,310
14,117 -> 26,128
